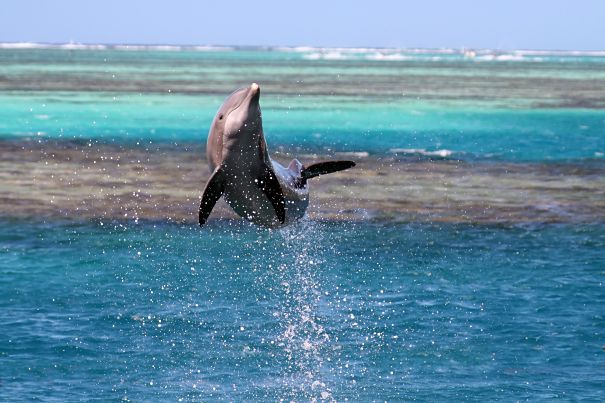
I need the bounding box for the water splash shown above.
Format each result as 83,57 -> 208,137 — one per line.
267,218 -> 335,401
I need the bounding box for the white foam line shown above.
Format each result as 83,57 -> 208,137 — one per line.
0,42 -> 235,52
335,151 -> 369,158
390,148 -> 454,158
0,43 -> 602,57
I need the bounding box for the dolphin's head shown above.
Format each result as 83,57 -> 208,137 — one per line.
210,83 -> 263,165
223,83 -> 262,138
207,83 -> 265,169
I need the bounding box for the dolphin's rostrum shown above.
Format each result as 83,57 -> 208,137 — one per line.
199,83 -> 355,227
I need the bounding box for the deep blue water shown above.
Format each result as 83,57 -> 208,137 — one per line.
1,218 -> 603,401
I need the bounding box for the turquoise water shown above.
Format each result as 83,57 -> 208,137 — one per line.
1,47 -> 605,400
2,91 -> 605,161
1,47 -> 605,161
1,219 -> 604,400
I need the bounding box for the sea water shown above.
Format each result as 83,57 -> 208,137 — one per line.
1,46 -> 604,401
1,219 -> 604,400
1,46 -> 605,161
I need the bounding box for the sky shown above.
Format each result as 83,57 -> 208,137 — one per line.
0,0 -> 603,51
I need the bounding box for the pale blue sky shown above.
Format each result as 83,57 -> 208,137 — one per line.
0,0 -> 603,50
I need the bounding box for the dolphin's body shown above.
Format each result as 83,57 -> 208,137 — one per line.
199,83 -> 355,228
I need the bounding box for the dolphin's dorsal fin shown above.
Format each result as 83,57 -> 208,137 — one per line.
198,166 -> 226,226
258,165 -> 286,224
287,159 -> 303,175
302,160 -> 356,180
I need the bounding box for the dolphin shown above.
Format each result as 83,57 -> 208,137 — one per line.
199,83 -> 355,228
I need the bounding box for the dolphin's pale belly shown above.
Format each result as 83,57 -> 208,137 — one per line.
224,160 -> 309,227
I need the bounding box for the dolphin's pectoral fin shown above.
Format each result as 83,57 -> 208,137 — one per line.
198,166 -> 226,227
301,160 -> 356,180
258,166 -> 286,224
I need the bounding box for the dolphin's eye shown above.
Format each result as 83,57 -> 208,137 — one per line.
218,114 -> 224,120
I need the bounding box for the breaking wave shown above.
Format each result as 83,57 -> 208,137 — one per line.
389,148 -> 455,158
2,43 -> 604,63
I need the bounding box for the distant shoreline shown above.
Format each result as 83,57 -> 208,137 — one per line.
1,42 -> 604,56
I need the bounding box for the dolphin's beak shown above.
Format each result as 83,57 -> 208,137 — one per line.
249,83 -> 260,103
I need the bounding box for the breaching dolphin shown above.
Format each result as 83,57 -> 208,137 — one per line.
198,83 -> 355,228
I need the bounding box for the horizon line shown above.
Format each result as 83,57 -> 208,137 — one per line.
1,41 -> 604,55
